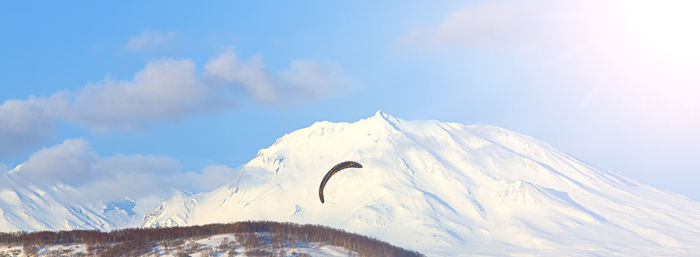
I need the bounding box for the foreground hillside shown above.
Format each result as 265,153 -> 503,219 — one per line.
144,111 -> 700,256
0,221 -> 423,257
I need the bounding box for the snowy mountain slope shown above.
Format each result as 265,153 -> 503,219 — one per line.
0,172 -> 134,232
142,111 -> 700,256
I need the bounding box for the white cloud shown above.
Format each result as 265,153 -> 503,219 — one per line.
204,51 -> 278,102
403,0 -> 586,53
0,51 -> 348,157
204,50 -> 349,105
0,93 -> 68,156
13,138 -> 179,185
124,30 -> 177,52
0,58 -> 229,156
78,172 -> 178,201
16,138 -> 96,184
69,58 -> 224,129
11,138 -> 181,200
179,165 -> 240,192
8,138 -> 244,201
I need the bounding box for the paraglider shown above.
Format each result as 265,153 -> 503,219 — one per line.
318,161 -> 363,203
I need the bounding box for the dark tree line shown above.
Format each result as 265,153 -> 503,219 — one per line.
0,221 -> 424,257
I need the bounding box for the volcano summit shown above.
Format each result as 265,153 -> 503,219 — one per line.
141,111 -> 700,256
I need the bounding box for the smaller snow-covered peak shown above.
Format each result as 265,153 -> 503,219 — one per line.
142,191 -> 198,228
371,109 -> 393,120
0,174 -> 134,232
367,109 -> 400,125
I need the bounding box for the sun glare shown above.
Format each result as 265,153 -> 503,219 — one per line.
616,0 -> 700,61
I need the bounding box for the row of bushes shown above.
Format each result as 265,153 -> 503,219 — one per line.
0,221 -> 424,257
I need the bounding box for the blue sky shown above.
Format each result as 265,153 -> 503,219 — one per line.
1,1 -> 699,200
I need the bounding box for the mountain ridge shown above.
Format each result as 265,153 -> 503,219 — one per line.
141,111 -> 700,256
0,173 -> 131,232
2,111 -> 699,256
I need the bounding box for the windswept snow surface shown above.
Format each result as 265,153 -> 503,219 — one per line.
141,111 -> 700,256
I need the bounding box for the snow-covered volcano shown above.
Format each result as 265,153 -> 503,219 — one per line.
143,111 -> 700,256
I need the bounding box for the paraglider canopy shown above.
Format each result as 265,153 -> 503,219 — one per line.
318,161 -> 363,203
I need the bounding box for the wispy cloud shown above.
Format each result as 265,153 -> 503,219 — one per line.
400,0 -> 587,53
10,138 -> 180,199
0,58 -> 227,155
69,58 -> 226,130
0,50 -> 351,157
204,51 -> 278,102
0,93 -> 69,156
402,0 -> 700,129
123,30 -> 177,52
8,138 -> 242,201
204,50 -> 350,105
